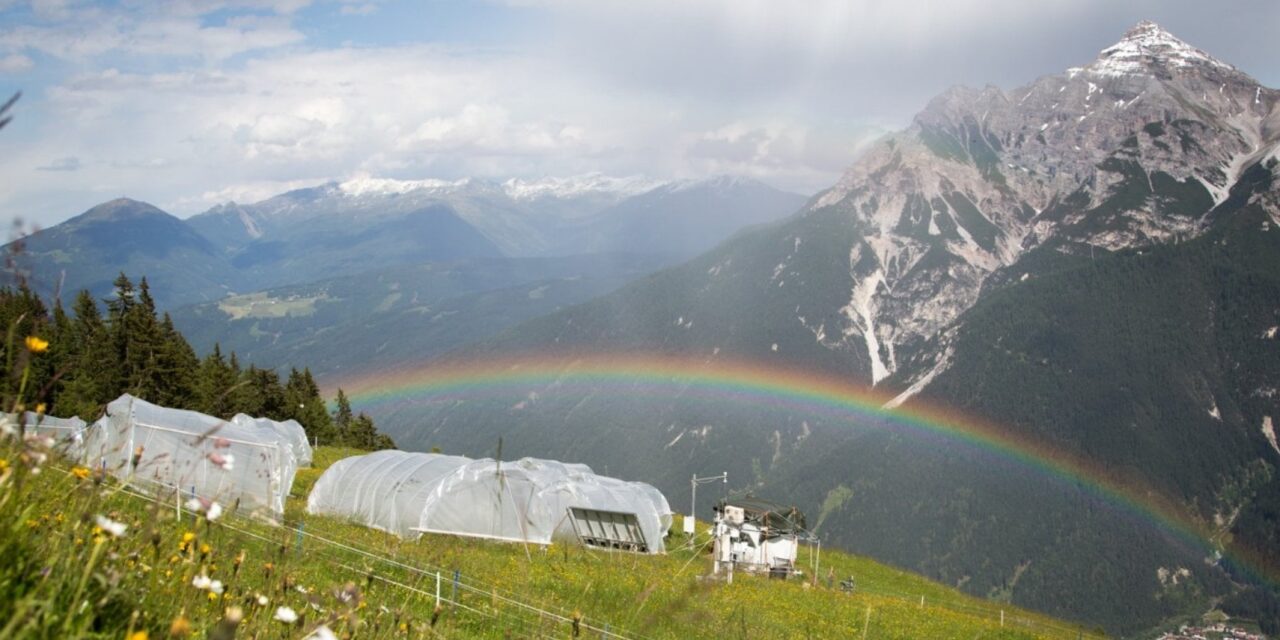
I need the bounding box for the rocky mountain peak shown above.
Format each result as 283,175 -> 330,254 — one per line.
74,198 -> 172,224
1086,20 -> 1235,78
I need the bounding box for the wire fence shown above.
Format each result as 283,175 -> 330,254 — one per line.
102,469 -> 1099,640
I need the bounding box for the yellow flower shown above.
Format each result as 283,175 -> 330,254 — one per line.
168,615 -> 190,637
34,403 -> 46,415
25,336 -> 48,353
70,467 -> 90,480
128,631 -> 148,640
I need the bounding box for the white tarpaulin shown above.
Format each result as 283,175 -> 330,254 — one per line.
306,450 -> 673,552
230,414 -> 312,467
11,412 -> 88,460
83,394 -> 300,518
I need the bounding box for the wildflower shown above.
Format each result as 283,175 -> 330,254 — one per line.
210,606 -> 242,640
25,335 -> 48,353
178,531 -> 196,553
273,606 -> 298,623
306,625 -> 339,640
95,515 -> 128,537
70,467 -> 90,480
207,452 -> 234,471
213,437 -> 231,449
167,615 -> 190,637
209,579 -> 224,595
34,402 -> 45,415
128,631 -> 148,640
192,574 -> 213,591
256,594 -> 269,607
184,496 -> 222,521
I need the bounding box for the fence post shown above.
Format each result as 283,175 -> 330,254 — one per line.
1001,610 -> 1005,627
435,571 -> 441,608
295,521 -> 305,554
451,569 -> 459,610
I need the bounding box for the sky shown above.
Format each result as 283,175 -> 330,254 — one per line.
0,0 -> 1277,229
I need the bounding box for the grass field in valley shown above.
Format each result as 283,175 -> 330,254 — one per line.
0,440 -> 1102,639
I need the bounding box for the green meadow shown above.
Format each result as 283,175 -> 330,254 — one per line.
0,440 -> 1102,639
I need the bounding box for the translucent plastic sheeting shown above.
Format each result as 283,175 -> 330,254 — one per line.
307,450 -> 674,553
10,412 -> 88,460
83,395 -> 299,518
231,414 -> 312,467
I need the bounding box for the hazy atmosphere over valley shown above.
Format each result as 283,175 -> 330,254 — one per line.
2,2 -> 1280,639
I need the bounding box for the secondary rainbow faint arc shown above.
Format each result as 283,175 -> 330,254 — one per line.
333,351 -> 1275,584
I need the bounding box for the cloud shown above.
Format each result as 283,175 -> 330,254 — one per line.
36,156 -> 80,171
2,0 -> 1278,228
0,52 -> 32,72
0,3 -> 305,62
339,2 -> 378,16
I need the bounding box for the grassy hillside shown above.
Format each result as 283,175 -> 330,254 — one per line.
0,440 -> 1097,639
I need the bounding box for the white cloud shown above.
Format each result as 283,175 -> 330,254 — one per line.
0,52 -> 32,73
0,3 -> 305,62
4,0 -> 1277,228
339,2 -> 378,16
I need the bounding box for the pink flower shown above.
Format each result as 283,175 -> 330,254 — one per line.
207,452 -> 235,471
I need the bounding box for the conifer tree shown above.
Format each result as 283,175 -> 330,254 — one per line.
333,388 -> 354,431
54,290 -> 116,419
194,344 -> 238,418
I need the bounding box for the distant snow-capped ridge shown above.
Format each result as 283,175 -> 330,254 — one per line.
337,174 -> 472,197
502,173 -> 665,201
333,172 -> 670,201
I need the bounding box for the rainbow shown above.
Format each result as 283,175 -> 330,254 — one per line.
334,351 -> 1276,584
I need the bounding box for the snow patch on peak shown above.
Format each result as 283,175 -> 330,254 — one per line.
337,173 -> 467,197
1088,21 -> 1233,78
502,173 -> 663,200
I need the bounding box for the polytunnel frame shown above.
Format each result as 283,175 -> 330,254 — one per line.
306,450 -> 673,553
84,395 -> 299,519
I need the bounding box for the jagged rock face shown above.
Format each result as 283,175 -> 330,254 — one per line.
806,21 -> 1280,388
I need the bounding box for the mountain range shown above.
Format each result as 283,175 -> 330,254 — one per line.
6,20 -> 1279,638
354,22 -> 1280,636
9,174 -> 805,311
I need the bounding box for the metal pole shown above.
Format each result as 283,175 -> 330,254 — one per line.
690,474 -> 696,533
814,538 -> 821,584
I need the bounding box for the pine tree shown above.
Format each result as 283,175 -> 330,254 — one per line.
152,313 -> 199,407
54,290 -> 117,419
194,344 -> 239,418
332,388 -> 354,443
285,367 -> 335,444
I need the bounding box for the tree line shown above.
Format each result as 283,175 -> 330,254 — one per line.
1,273 -> 394,450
